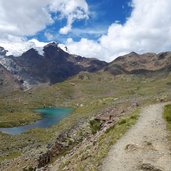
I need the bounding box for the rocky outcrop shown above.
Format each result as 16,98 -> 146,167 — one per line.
105,51 -> 171,75
0,47 -> 7,56
0,63 -> 21,96
139,163 -> 163,171
38,142 -> 64,168
36,103 -> 138,170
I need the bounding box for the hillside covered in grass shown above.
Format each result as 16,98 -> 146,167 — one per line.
1,69 -> 171,169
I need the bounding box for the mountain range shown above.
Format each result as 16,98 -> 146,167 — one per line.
0,42 -> 107,89
105,51 -> 171,75
0,42 -> 171,92
1,42 -> 171,171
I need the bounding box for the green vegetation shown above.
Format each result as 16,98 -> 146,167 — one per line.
163,104 -> 171,145
1,71 -> 171,128
1,71 -> 171,164
58,109 -> 139,171
0,97 -> 42,127
0,151 -> 21,162
0,109 -> 41,128
163,104 -> 171,130
89,119 -> 102,134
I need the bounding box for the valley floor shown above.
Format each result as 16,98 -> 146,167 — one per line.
102,103 -> 171,171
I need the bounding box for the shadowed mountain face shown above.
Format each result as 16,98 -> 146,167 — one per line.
0,64 -> 20,95
105,52 -> 171,75
0,43 -> 107,87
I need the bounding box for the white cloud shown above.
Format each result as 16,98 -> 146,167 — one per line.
59,25 -> 72,35
58,44 -> 69,53
0,37 -> 48,56
44,32 -> 54,41
71,27 -> 107,37
1,0 -> 171,62
50,0 -> 89,34
66,38 -> 105,58
66,0 -> 171,61
0,0 -> 52,37
0,0 -> 89,55
0,0 -> 89,37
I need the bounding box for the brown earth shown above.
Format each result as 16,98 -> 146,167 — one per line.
102,103 -> 171,171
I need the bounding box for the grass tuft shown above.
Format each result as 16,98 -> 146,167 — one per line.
89,119 -> 102,134
163,104 -> 171,130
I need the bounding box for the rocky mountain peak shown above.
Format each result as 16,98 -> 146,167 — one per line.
128,52 -> 139,56
0,43 -> 107,87
0,47 -> 7,56
22,48 -> 39,56
105,51 -> 171,75
44,42 -> 59,49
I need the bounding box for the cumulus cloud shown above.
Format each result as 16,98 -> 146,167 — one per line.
0,37 -> 48,56
70,27 -> 107,37
0,0 -> 89,37
0,0 -> 89,55
66,38 -> 106,59
0,0 -> 88,36
66,0 -> 171,61
0,0 -> 52,37
1,0 -> 171,62
50,0 -> 89,34
44,32 -> 54,41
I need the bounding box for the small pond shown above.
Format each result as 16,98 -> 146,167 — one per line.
0,107 -> 72,135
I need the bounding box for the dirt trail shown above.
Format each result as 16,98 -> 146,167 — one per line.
102,103 -> 171,171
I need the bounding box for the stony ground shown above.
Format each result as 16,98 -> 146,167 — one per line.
102,103 -> 171,171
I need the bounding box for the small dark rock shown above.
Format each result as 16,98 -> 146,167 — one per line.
139,163 -> 163,171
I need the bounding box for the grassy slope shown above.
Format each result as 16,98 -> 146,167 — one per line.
1,71 -> 170,128
1,71 -> 171,162
163,104 -> 171,142
57,109 -> 139,171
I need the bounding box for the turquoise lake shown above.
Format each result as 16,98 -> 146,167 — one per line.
0,107 -> 72,135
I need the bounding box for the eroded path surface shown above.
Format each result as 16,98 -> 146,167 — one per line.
102,104 -> 171,171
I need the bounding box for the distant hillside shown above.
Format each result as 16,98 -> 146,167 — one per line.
105,52 -> 171,75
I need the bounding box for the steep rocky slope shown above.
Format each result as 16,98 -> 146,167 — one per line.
105,52 -> 171,75
0,64 -> 20,96
0,43 -> 107,87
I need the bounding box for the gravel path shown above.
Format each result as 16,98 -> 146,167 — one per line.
102,103 -> 171,171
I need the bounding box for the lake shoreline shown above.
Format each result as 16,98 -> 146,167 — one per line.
0,107 -> 72,135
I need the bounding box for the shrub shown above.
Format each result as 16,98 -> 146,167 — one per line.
89,119 -> 102,134
163,104 -> 171,131
164,105 -> 171,122
118,119 -> 127,125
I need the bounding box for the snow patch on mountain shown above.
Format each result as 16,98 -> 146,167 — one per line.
0,56 -> 15,71
0,39 -> 69,57
58,44 -> 69,53
0,39 -> 48,56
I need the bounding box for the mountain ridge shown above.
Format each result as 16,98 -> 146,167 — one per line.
1,43 -> 171,90
0,42 -> 107,88
105,51 -> 171,75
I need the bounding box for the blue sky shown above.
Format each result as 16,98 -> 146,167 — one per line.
1,0 -> 171,61
29,0 -> 132,43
